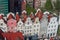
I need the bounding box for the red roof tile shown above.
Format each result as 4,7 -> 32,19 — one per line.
16,13 -> 20,22
35,11 -> 43,20
48,14 -> 52,22
7,14 -> 14,20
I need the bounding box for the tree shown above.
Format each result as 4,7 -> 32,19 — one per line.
54,0 -> 60,15
57,25 -> 60,35
26,4 -> 36,15
45,0 -> 53,11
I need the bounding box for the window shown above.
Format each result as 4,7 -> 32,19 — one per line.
51,22 -> 52,24
34,33 -> 35,35
49,26 -> 50,28
54,29 -> 55,31
37,29 -> 38,31
37,32 -> 38,34
25,31 -> 26,32
51,29 -> 53,31
0,23 -> 3,26
37,25 -> 39,27
54,22 -> 55,23
48,30 -> 50,32
27,30 -> 29,32
19,23 -> 21,25
36,22 -> 38,23
52,26 -> 53,28
53,33 -> 55,36
30,30 -> 31,32
53,19 -> 54,21
21,30 -> 24,33
30,26 -> 32,28
27,27 -> 29,29
50,33 -> 52,36
30,33 -> 31,35
55,25 -> 56,27
34,25 -> 36,27
34,29 -> 35,31
48,34 -> 49,37
27,22 -> 29,25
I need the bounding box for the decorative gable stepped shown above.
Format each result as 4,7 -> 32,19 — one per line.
0,9 -> 58,38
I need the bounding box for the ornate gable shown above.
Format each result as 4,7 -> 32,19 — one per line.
25,17 -> 32,26
17,19 -> 23,27
0,19 -> 7,32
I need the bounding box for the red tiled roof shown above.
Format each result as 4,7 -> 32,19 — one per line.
23,15 -> 27,23
35,11 -> 43,20
30,13 -> 35,19
48,14 -> 52,22
0,15 -> 3,19
0,14 -> 4,19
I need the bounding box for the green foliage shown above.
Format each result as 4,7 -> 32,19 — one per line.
54,0 -> 60,12
26,4 -> 36,15
45,0 -> 53,11
57,25 -> 60,35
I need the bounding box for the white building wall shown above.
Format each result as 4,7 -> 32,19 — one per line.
40,14 -> 48,37
47,17 -> 58,37
24,17 -> 33,36
0,19 -> 7,32
32,17 -> 40,36
17,19 -> 25,34
17,17 -> 41,36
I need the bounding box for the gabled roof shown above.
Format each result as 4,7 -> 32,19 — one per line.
0,13 -> 4,19
35,9 -> 43,20
22,10 -> 27,14
7,12 -> 15,20
30,12 -> 35,19
23,15 -> 27,23
17,19 -> 23,26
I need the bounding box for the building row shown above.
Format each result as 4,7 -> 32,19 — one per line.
0,9 -> 58,38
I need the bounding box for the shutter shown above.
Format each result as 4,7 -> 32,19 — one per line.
0,0 -> 8,15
